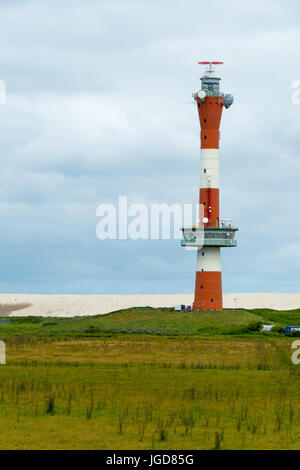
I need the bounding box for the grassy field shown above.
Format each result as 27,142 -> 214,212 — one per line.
0,307 -> 300,449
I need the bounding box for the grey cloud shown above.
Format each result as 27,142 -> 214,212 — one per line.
0,0 -> 300,294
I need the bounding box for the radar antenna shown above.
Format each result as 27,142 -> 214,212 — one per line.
198,61 -> 223,75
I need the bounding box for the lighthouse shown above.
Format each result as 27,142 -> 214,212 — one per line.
181,62 -> 238,310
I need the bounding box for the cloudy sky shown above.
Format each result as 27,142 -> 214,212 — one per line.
0,0 -> 300,294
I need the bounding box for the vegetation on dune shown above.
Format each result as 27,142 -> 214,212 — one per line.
0,308 -> 271,337
1,306 -> 300,338
249,309 -> 300,327
0,307 -> 299,449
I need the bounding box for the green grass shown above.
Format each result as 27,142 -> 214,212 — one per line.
0,307 -> 300,449
0,334 -> 299,449
249,308 -> 300,326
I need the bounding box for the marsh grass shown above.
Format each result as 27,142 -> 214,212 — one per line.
0,308 -> 299,449
0,338 -> 297,449
45,394 -> 55,415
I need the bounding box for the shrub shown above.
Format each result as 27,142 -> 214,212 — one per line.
45,394 -> 55,415
271,326 -> 285,335
287,330 -> 300,337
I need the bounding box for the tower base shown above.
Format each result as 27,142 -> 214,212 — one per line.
193,271 -> 223,310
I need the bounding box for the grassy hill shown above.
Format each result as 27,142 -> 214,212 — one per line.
1,307 -> 300,338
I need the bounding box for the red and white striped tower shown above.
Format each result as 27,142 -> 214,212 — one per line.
181,62 -> 238,310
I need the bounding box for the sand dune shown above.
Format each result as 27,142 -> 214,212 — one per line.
0,293 -> 299,317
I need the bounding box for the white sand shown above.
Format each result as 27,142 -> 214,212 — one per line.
0,293 -> 300,317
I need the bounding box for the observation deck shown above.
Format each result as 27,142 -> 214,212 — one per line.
181,219 -> 238,248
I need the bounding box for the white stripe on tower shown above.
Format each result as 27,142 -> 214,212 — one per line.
196,247 -> 221,272
200,148 -> 219,189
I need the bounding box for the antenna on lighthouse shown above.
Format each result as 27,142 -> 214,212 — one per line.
198,61 -> 223,75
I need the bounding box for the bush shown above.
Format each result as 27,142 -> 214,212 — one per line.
43,321 -> 58,326
228,321 -> 263,335
287,330 -> 300,337
45,394 -> 55,415
271,326 -> 285,335
84,326 -> 101,334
